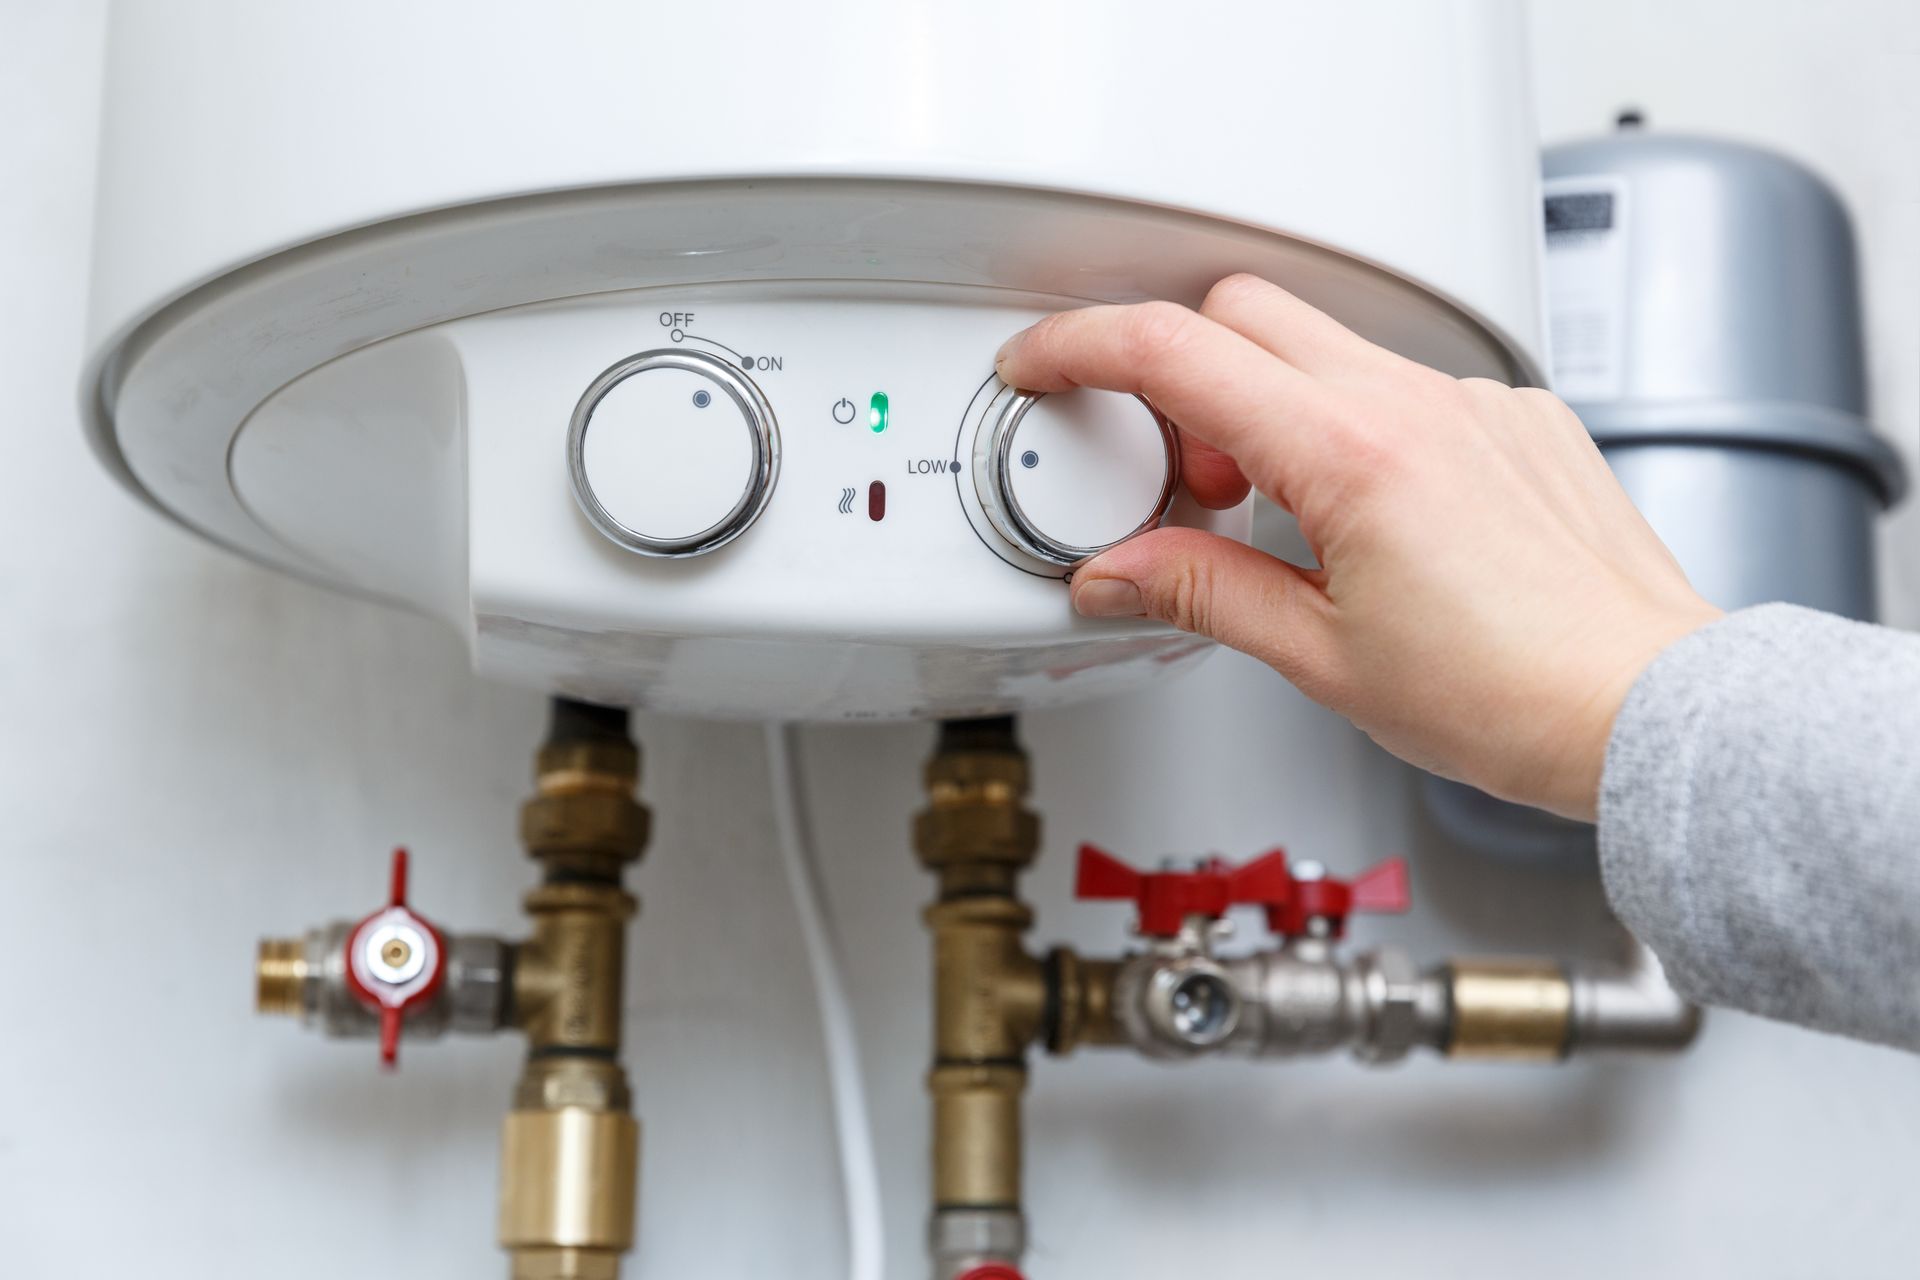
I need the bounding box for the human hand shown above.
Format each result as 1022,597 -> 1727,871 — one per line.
995,275 -> 1721,820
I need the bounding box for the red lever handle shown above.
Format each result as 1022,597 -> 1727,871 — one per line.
1263,857 -> 1411,939
1075,844 -> 1411,939
342,848 -> 446,1069
1075,844 -> 1294,937
1351,857 -> 1413,913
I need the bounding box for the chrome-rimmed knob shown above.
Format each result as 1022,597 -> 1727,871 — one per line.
972,385 -> 1181,566
567,349 -> 780,558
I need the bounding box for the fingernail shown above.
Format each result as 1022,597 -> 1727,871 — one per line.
1072,577 -> 1145,618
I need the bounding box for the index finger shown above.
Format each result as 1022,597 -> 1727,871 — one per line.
994,300 -> 1337,505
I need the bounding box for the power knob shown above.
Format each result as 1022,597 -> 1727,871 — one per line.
971,383 -> 1181,565
567,349 -> 780,557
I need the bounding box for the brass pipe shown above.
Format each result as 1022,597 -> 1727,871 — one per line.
915,717 -> 1042,1278
929,1062 -> 1028,1208
500,1057 -> 639,1280
924,894 -> 1044,1208
500,699 -> 649,1280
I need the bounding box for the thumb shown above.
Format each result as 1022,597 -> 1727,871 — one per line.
1070,527 -> 1341,693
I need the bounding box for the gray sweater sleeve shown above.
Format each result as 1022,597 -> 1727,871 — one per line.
1599,603 -> 1920,1050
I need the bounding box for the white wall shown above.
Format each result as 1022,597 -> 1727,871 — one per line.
2,2 -> 1916,1277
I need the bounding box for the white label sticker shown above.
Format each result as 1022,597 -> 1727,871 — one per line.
1542,175 -> 1629,402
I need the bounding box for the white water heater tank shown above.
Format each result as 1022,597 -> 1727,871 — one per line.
83,0 -> 1545,719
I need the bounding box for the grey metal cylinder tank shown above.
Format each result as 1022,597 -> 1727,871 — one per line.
1425,127 -> 1906,857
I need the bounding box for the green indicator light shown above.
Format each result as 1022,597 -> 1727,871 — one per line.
869,391 -> 889,434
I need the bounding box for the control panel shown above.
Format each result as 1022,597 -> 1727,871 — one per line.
233,282 -> 1252,717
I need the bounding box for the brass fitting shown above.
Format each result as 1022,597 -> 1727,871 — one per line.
500,1058 -> 640,1280
915,733 -> 1039,899
514,882 -> 636,1051
255,937 -> 307,1016
1045,949 -> 1125,1055
520,711 -> 649,882
499,699 -> 648,1280
1444,957 -> 1573,1060
926,896 -> 1046,1066
924,894 -> 1044,1211
916,717 -> 1045,1276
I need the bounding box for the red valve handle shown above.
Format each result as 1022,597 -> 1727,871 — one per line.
1074,843 -> 1411,939
1263,855 -> 1411,939
342,847 -> 446,1069
1075,843 -> 1292,937
955,1268 -> 1026,1280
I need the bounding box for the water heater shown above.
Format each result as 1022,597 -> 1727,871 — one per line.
82,0 -> 1545,719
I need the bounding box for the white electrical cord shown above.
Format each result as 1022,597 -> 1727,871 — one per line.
762,721 -> 886,1280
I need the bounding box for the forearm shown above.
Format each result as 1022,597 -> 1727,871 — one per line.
1599,604 -> 1920,1050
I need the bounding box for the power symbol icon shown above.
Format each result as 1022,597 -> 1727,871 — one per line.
831,397 -> 856,425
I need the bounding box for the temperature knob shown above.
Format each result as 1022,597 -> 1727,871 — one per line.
567,349 -> 780,557
972,383 -> 1180,565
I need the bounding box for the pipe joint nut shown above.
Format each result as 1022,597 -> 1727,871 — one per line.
535,739 -> 640,791
924,750 -> 1029,797
520,791 -> 650,871
1351,948 -> 1423,1063
913,806 -> 1040,873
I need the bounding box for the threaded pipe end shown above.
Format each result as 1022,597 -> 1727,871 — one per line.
256,938 -> 308,1016
509,1247 -> 621,1280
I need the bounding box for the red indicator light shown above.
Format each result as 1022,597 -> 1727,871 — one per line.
868,481 -> 886,522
